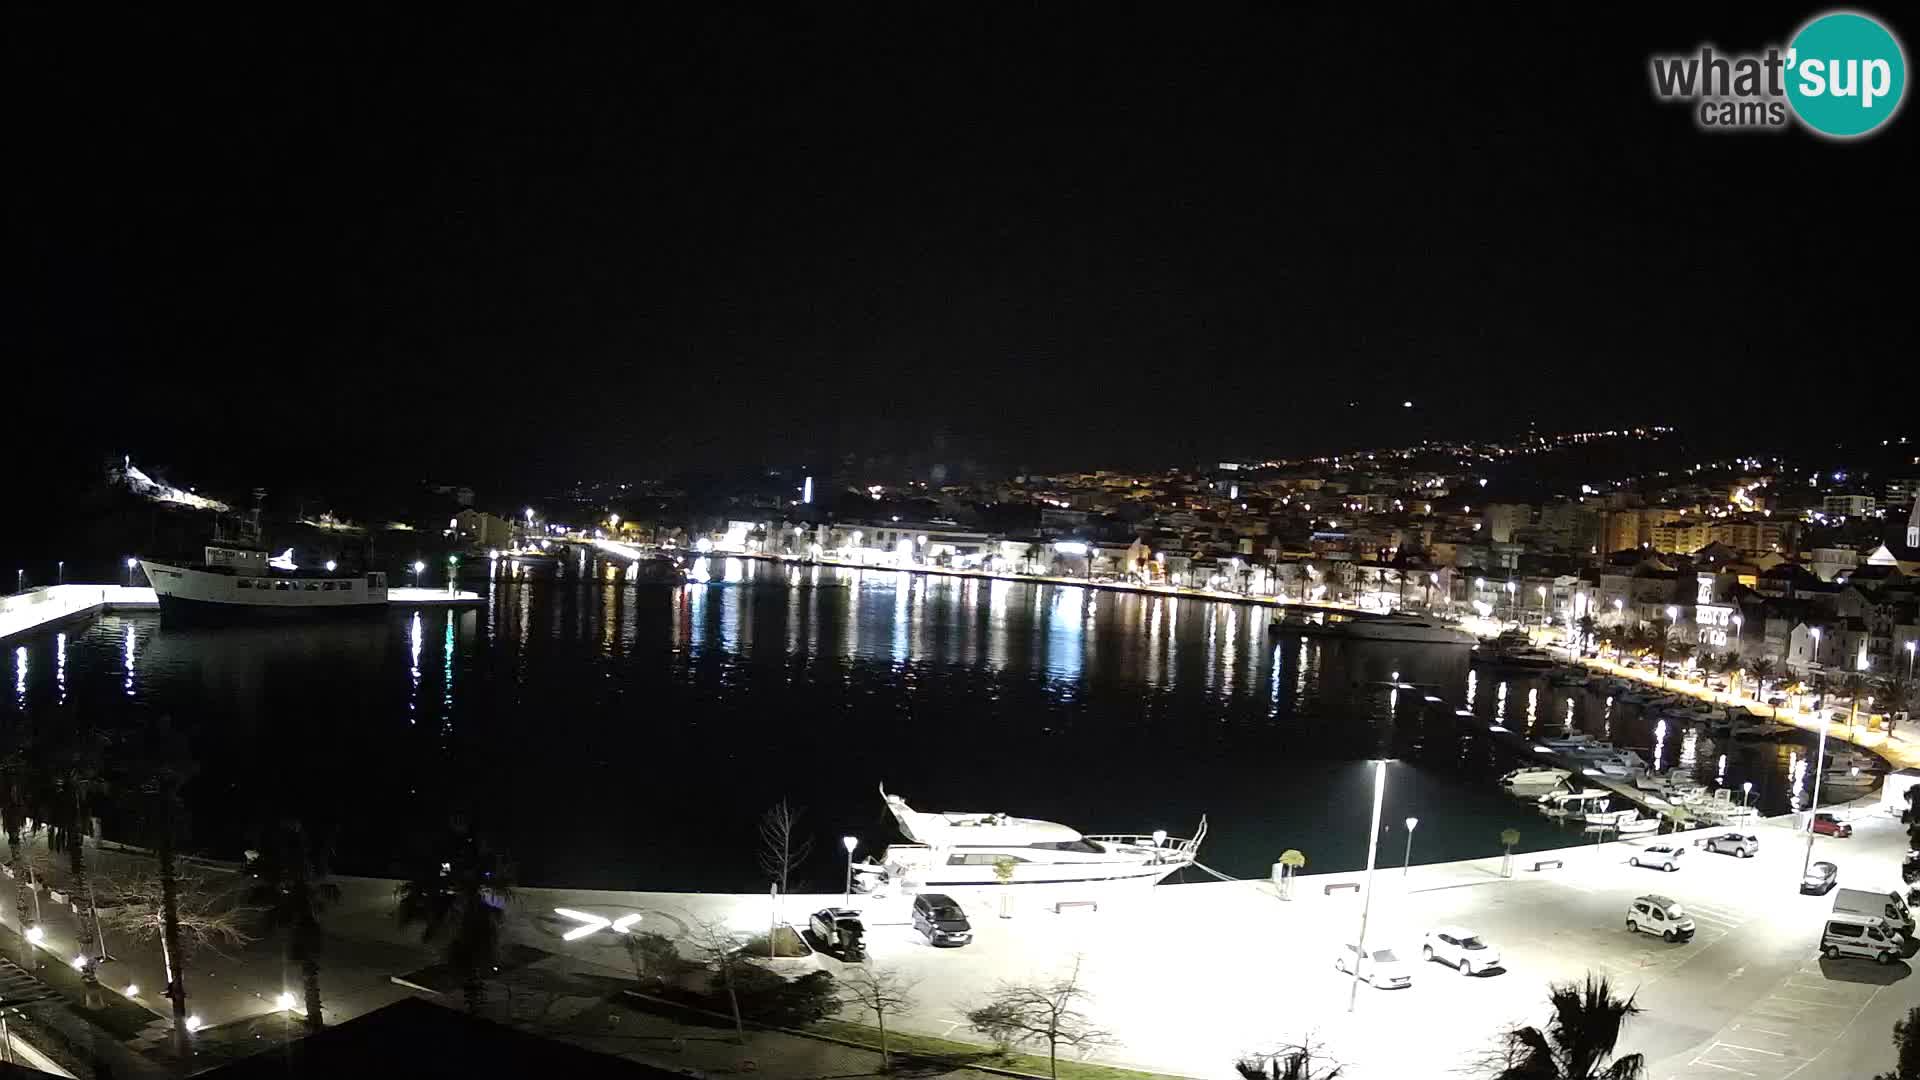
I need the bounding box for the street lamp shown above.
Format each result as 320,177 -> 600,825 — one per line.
1402,816 -> 1420,879
411,560 -> 426,588
1536,585 -> 1548,626
125,557 -> 138,588
447,555 -> 459,595
1801,676 -> 1831,880
56,560 -> 64,586
1906,640 -> 1916,682
1741,781 -> 1752,810
324,560 -> 337,572
841,836 -> 858,906
1348,760 -> 1388,1013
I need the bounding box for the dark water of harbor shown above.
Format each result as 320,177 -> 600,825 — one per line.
6,557 -> 1844,891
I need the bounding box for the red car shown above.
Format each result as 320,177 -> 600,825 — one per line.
1812,813 -> 1853,838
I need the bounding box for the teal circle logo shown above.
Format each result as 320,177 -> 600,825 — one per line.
1785,12 -> 1907,137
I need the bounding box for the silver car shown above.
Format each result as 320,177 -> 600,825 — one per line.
1630,844 -> 1685,872
1703,832 -> 1759,858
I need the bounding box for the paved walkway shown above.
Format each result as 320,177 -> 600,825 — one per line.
1578,653 -> 1920,771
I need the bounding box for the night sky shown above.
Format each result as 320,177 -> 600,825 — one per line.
10,6 -> 1914,490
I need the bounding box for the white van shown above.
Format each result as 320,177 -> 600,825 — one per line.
1822,918 -> 1901,964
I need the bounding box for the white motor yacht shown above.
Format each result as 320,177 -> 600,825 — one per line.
1336,614 -> 1476,646
1500,766 -> 1573,790
864,785 -> 1205,891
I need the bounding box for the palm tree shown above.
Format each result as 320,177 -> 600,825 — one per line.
43,719 -> 111,983
1500,828 -> 1521,879
1493,974 -> 1645,1079
126,714 -> 197,1057
1574,616 -> 1598,658
249,820 -> 341,1033
1650,618 -> 1675,683
395,822 -> 516,1012
1839,672 -> 1874,726
1750,658 -> 1778,712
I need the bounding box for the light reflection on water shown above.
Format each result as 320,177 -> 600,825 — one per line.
2,555 -> 1851,889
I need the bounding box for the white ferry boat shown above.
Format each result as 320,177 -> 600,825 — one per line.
142,543 -> 389,622
859,785 -> 1205,891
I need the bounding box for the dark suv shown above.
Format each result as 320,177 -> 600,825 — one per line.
912,893 -> 973,947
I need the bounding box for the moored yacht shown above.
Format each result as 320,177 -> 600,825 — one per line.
1500,765 -> 1572,790
861,785 -> 1205,891
143,543 -> 389,622
1337,613 -> 1476,645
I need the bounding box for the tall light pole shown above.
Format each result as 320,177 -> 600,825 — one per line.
412,560 -> 426,589
56,561 -> 64,586
1801,682 -> 1830,880
1741,781 -> 1752,810
1348,760 -> 1388,1013
1402,816 -> 1420,879
1536,585 -> 1548,628
447,555 -> 459,596
1907,640 -> 1916,683
126,557 -> 138,588
841,836 -> 858,906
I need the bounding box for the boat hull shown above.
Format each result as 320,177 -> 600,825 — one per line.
154,594 -> 387,623
142,560 -> 389,623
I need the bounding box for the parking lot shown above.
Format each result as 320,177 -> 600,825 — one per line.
520,799 -> 1913,1078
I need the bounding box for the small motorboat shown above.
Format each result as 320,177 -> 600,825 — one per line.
1501,766 -> 1573,790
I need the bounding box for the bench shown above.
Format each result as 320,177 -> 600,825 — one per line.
1532,859 -> 1564,872
1324,882 -> 1361,895
1053,900 -> 1098,915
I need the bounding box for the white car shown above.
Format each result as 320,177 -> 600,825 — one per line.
1334,943 -> 1412,988
1626,894 -> 1695,942
1422,927 -> 1502,975
1629,844 -> 1685,872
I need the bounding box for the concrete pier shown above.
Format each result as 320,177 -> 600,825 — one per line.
1,583 -> 482,642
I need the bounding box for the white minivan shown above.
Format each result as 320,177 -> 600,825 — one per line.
1822,918 -> 1901,964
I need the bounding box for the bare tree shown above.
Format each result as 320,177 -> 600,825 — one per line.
1234,1035 -> 1345,1079
840,965 -> 919,1071
757,799 -> 814,896
95,861 -> 260,1043
966,956 -> 1110,1079
684,916 -> 749,1044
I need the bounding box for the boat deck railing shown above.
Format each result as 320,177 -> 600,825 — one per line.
1088,815 -> 1209,858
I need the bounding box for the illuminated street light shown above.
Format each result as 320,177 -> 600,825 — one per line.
324,560 -> 337,572
25,926 -> 44,945
126,556 -> 138,587
842,835 -> 859,906
1741,781 -> 1753,809
1348,760 -> 1388,1014
1401,816 -> 1420,879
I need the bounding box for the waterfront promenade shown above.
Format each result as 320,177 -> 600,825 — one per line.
5,797 -> 1909,1078
0,584 -> 483,643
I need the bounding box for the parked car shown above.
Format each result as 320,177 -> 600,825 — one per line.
1703,832 -> 1759,858
1630,845 -> 1686,872
911,893 -> 973,947
1801,861 -> 1839,895
1334,944 -> 1413,988
1823,918 -> 1900,964
1626,895 -> 1696,942
807,908 -> 866,960
1421,927 -> 1501,975
1812,813 -> 1853,838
